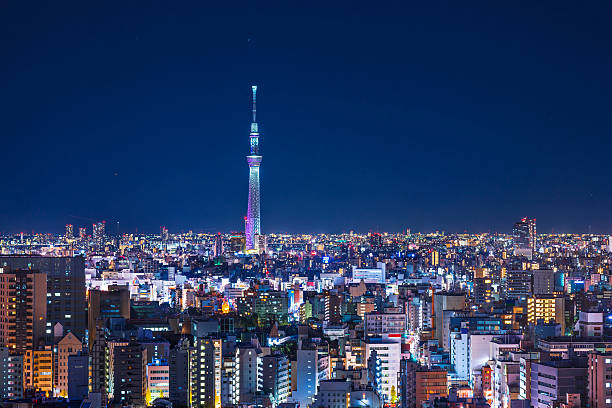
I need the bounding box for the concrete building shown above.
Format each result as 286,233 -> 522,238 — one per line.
190,338 -> 222,408
416,367 -> 448,407
526,296 -> 565,333
0,256 -> 87,340
24,348 -> 53,395
364,312 -> 406,339
293,348 -> 318,407
433,292 -> 466,347
0,268 -> 47,353
113,340 -> 147,407
55,332 -> 83,397
3,353 -> 23,399
538,337 -> 612,357
504,270 -> 532,300
87,286 -> 130,351
169,340 -> 191,408
67,353 -> 89,401
352,262 -> 386,284
398,358 -> 417,408
532,269 -> 555,295
450,330 -> 469,381
579,311 -> 604,337
530,359 -> 587,408
312,379 -> 351,408
364,339 -> 401,403
237,344 -> 261,403
147,358 -> 170,401
588,352 -> 612,408
262,353 -> 291,405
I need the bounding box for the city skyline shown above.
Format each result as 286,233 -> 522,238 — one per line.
3,3 -> 612,407
2,2 -> 612,234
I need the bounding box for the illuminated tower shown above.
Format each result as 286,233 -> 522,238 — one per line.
245,85 -> 262,250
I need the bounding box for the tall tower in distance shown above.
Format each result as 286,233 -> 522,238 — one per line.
513,217 -> 536,259
245,85 -> 262,250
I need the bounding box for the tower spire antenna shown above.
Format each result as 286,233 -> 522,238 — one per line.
246,85 -> 262,251
252,85 -> 257,123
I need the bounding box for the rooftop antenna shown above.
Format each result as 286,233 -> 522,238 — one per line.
252,85 -> 257,123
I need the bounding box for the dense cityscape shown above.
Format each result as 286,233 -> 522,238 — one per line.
3,2 -> 612,407
1,86 -> 612,408
1,221 -> 612,408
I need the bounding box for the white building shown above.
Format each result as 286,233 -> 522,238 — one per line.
293,349 -> 318,407
365,340 -> 401,402
450,331 -> 469,381
578,311 -> 603,337
352,262 -> 386,284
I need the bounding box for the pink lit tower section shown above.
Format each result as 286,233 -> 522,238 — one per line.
245,85 -> 261,250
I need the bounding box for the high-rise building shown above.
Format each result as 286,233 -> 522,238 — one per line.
169,339 -> 191,408
398,358 -> 417,408
0,255 -> 87,340
312,379 -> 352,408
324,292 -> 343,325
433,291 -> 466,347
24,347 -> 54,394
245,85 -> 262,250
473,277 -> 493,306
237,344 -> 261,403
0,268 -> 47,353
112,340 -> 147,406
293,348 -> 318,406
365,312 -> 406,339
504,269 -> 533,300
190,337 -> 222,408
415,367 -> 448,407
65,224 -> 73,240
161,226 -> 169,242
89,325 -> 109,406
229,232 -> 246,253
532,269 -> 555,295
214,232 -> 224,257
87,286 -> 130,350
530,359 -> 587,408
78,227 -> 86,239
93,221 -> 105,251
3,352 -> 23,399
588,352 -> 612,408
513,217 -> 536,259
526,295 -> 565,333
261,353 -> 291,405
364,339 -> 401,403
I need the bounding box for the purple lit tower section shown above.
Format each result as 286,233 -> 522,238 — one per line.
245,85 -> 262,250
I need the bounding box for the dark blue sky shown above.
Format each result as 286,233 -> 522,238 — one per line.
1,1 -> 611,234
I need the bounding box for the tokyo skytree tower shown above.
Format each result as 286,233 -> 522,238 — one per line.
245,85 -> 261,250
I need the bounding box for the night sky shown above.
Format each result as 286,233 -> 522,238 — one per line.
2,1 -> 611,234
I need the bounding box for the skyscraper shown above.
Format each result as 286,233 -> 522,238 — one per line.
93,221 -> 105,251
0,255 -> 87,340
65,224 -> 73,240
0,268 -> 47,353
245,85 -> 262,250
513,217 -> 536,259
